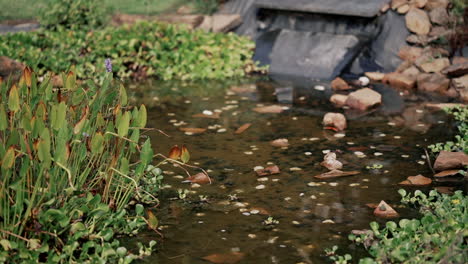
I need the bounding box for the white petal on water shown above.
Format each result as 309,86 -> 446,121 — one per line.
290,167 -> 302,171
257,177 -> 269,182
196,213 -> 205,217
217,128 -> 227,133
198,221 -> 204,224
309,137 -> 320,141
421,155 -> 426,159
329,182 -> 338,187
242,212 -> 251,216
401,154 -> 410,158
184,132 -> 194,136
244,151 -> 254,155
416,109 -> 423,113
437,120 -> 445,124
248,234 -> 257,239
417,160 -> 425,165
233,202 -> 247,208
279,245 -> 287,248
255,185 -> 266,190
362,178 -> 370,182
347,142 -> 355,145
370,146 -> 376,149
272,179 -> 280,182
239,208 -> 248,212
173,175 -> 184,179
322,219 -> 335,224
378,133 -> 386,137
322,149 -> 331,154
191,183 -> 201,188
267,237 -> 279,244
267,161 -> 274,165
301,138 -> 308,141
310,195 -> 317,199
387,122 -> 396,126
169,119 -> 177,123
250,209 -> 260,215
292,117 -> 298,120
299,193 -> 304,197
334,133 -> 346,138
314,85 -> 325,91
214,109 -> 222,113
349,183 -> 360,187
184,100 -> 191,104
167,113 -> 175,116
394,136 -> 401,139
284,197 -> 291,201
207,169 -> 214,173
254,166 -> 264,171
354,151 -> 366,158
304,152 -> 312,156
202,110 -> 213,115
374,152 -> 383,156
307,182 -> 320,187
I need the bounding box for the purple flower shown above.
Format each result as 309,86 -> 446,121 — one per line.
105,58 -> 112,73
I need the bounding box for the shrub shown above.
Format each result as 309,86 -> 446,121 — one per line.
0,68 -> 158,262
40,0 -> 109,31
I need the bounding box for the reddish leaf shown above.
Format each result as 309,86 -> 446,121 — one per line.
179,127 -> 206,134
434,170 -> 461,177
347,146 -> 368,152
255,165 -> 280,177
235,123 -> 251,134
313,170 -> 359,179
168,145 -> 181,160
270,138 -> 289,147
373,200 -> 399,218
21,66 -> 32,87
249,207 -> 270,215
324,126 -> 339,132
187,172 -> 211,184
398,174 -> 432,186
202,252 -> 245,264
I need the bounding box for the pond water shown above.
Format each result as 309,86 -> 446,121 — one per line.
128,78 -> 462,264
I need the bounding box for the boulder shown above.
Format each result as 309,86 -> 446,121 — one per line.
441,62 -> 468,77
398,45 -> 423,62
331,77 -> 350,90
417,73 -> 450,93
323,112 -> 347,131
330,94 -> 349,107
381,3 -> 390,12
345,88 -> 382,111
399,174 -> 432,186
0,56 -> 24,80
406,34 -> 429,45
383,72 -> 416,89
374,200 -> 399,218
365,72 -> 385,81
429,26 -> 451,38
397,4 -> 411,14
429,7 -> 449,25
452,75 -> 468,102
402,66 -> 420,77
212,14 -> 243,33
434,151 -> 468,171
412,0 -> 427,8
453,57 -> 468,65
443,87 -> 459,98
198,16 -> 213,31
391,0 -> 408,9
419,57 -> 450,73
425,0 -> 449,10
405,8 -> 431,35
396,60 -> 414,72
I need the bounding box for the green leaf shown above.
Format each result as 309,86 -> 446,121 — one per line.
146,210 -> 159,230
8,85 -> 20,112
181,145 -> 190,163
0,105 -> 7,131
90,132 -> 105,154
117,111 -> 130,137
119,84 -> 127,106
1,147 -> 16,170
140,139 -> 153,166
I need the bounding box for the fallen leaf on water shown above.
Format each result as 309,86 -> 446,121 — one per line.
348,146 -> 368,152
255,165 -> 280,177
399,174 -> 432,186
249,207 -> 270,215
168,145 -> 181,159
193,112 -> 220,119
434,170 -> 462,177
373,200 -> 399,218
179,127 -> 207,134
253,105 -> 284,114
235,123 -> 251,134
434,186 -> 455,194
324,126 -> 339,132
313,170 -> 359,179
186,172 -> 211,184
270,138 -> 289,147
202,252 -> 245,264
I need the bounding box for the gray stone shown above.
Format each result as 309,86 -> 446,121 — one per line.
429,7 -> 449,25
441,63 -> 468,77
212,14 -> 243,33
269,31 -> 362,80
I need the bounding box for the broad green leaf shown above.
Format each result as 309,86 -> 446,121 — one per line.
117,111 -> 130,137
140,139 -> 153,165
119,157 -> 129,175
146,210 -> 159,230
119,84 -> 127,106
0,105 -> 7,131
181,145 -> 190,163
90,132 -> 104,154
1,146 -> 15,170
137,105 -> 147,128
8,85 -> 20,112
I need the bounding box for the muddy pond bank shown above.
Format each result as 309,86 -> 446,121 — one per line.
127,78 -> 465,264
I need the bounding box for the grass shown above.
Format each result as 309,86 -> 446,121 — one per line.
0,0 -> 186,21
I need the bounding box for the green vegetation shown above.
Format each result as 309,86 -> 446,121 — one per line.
0,69 -> 161,262
0,21 -> 262,80
328,190 -> 467,264
428,106 -> 467,154
192,0 -> 221,15
0,0 -> 185,21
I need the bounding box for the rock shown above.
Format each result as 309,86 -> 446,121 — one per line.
323,113 -> 347,131
331,77 -> 350,90
417,73 -> 450,93
198,16 -> 213,32
0,56 -> 24,80
383,72 -> 416,89
255,165 -> 280,176
346,88 -> 382,111
453,57 -> 468,65
374,200 -> 399,218
443,87 -> 459,98
452,74 -> 468,90
419,58 -> 450,73
429,26 -> 451,38
425,0 -> 449,10
429,7 -> 449,25
365,72 -> 385,81
270,138 -> 289,147
391,0 -> 408,9
330,94 -> 349,107
405,8 -> 431,35
253,105 -> 285,114
396,60 -> 413,72
397,4 -> 411,14
398,45 -> 423,62
411,0 -> 427,8
441,62 -> 468,77
321,152 -> 343,170
212,14 -> 242,33
434,170 -> 462,177
402,66 -> 420,77
434,151 -> 468,171
399,174 -> 432,186
406,34 -> 429,45
380,3 -> 390,12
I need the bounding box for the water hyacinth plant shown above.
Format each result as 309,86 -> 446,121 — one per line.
0,68 -> 160,262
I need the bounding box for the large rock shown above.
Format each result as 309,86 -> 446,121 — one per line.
391,0 -> 407,9
345,88 -> 382,111
365,72 -> 385,81
405,8 -> 431,35
429,7 -> 449,25
0,56 -> 24,80
398,45 -> 424,62
441,62 -> 468,77
383,72 -> 416,89
452,75 -> 468,102
330,94 -> 349,107
412,0 -> 427,8
434,151 -> 468,171
212,14 -> 242,33
417,73 -> 450,93
425,0 -> 449,10
331,77 -> 350,90
323,112 -> 347,131
402,66 -> 420,77
419,57 -> 450,73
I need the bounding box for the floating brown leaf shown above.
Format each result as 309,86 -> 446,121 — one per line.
270,138 -> 289,147
398,174 -> 432,186
373,200 -> 399,218
186,172 -> 211,184
179,127 -> 207,134
434,186 -> 455,194
253,105 -> 284,114
255,165 -> 280,177
249,207 -> 270,215
235,123 -> 251,134
434,170 -> 462,177
193,112 -> 220,119
168,145 -> 181,159
313,170 -> 359,179
202,252 -> 245,264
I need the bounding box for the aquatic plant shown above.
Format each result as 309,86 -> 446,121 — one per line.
428,106 -> 467,154
0,68 -> 159,262
0,22 -> 266,81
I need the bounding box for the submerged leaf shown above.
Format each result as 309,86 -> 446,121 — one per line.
181,145 -> 190,163
146,210 -> 159,230
202,252 -> 245,264
235,123 -> 251,134
186,172 -> 211,184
